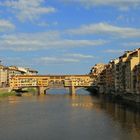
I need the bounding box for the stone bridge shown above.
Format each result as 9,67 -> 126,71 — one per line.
10,75 -> 93,95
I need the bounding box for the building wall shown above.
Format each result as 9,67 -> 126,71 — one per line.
90,63 -> 107,93
90,48 -> 140,95
114,59 -> 119,92
135,64 -> 140,94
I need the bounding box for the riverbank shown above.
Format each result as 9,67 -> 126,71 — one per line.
0,87 -> 36,98
0,91 -> 16,97
0,88 -> 14,97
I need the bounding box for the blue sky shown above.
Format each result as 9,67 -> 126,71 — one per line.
0,0 -> 140,74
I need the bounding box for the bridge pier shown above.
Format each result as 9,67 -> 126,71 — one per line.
69,81 -> 76,96
37,87 -> 46,95
69,86 -> 76,96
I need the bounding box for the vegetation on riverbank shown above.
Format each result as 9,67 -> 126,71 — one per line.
0,91 -> 16,97
0,87 -> 37,98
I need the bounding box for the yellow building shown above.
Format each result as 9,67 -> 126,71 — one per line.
125,49 -> 140,94
117,51 -> 131,93
7,66 -> 38,86
105,61 -> 115,93
113,58 -> 120,92
111,49 -> 140,94
90,63 -> 107,93
133,64 -> 140,94
136,64 -> 140,94
90,48 -> 140,95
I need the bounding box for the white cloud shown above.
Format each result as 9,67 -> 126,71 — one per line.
0,0 -> 56,21
60,0 -> 140,10
67,53 -> 94,59
0,19 -> 15,31
67,22 -> 140,38
50,39 -> 107,47
38,53 -> 95,65
2,54 -> 94,67
104,49 -> 124,54
0,31 -> 107,51
39,57 -> 80,64
38,53 -> 94,65
123,42 -> 140,47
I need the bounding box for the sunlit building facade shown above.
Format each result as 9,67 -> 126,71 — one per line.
91,48 -> 140,95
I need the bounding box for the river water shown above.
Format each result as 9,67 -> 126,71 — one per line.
0,89 -> 140,140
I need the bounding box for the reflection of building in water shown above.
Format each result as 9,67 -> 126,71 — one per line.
100,99 -> 140,137
71,95 -> 140,138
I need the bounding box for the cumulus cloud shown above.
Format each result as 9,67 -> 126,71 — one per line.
0,19 -> 15,31
0,0 -> 56,21
0,31 -> 107,51
60,0 -> 140,10
67,22 -> 140,38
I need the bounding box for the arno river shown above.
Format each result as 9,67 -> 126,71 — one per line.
0,89 -> 140,140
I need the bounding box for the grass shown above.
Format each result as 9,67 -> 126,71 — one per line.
0,91 -> 16,97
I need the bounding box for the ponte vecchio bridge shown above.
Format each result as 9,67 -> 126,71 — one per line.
10,75 -> 93,95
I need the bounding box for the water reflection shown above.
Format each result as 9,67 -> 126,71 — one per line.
71,95 -> 95,110
71,95 -> 140,139
99,98 -> 140,127
99,98 -> 140,136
